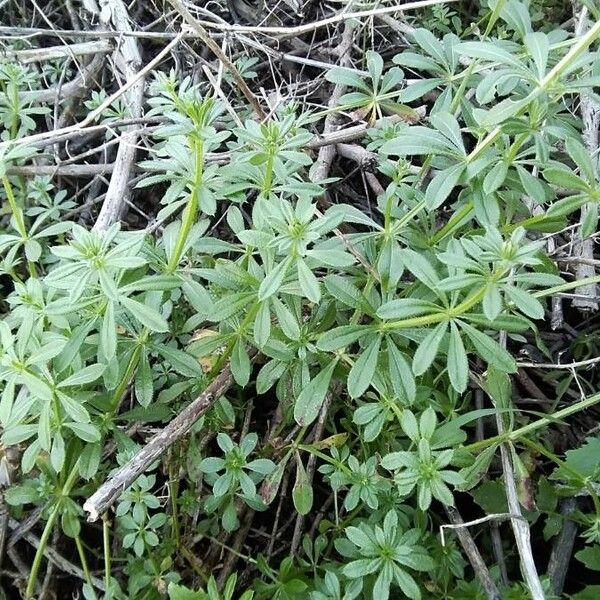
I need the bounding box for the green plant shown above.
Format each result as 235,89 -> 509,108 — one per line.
2,1 -> 600,598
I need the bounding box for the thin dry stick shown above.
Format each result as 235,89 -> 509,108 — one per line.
192,0 -> 459,36
3,40 -> 112,63
83,365 -> 236,521
7,163 -> 115,177
92,0 -> 145,232
573,5 -> 600,310
0,34 -> 183,152
290,393 -> 334,555
310,20 -> 356,185
444,506 -> 502,600
167,0 -> 266,120
19,52 -> 104,104
516,355 -> 600,369
7,518 -> 105,591
440,512 -> 524,547
473,386 -> 509,586
492,339 -> 545,600
216,508 -> 255,589
547,497 -> 578,595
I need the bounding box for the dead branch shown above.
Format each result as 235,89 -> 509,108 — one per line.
7,518 -> 106,592
3,40 -> 112,63
83,364 -> 236,521
572,5 -> 600,310
310,21 -> 356,185
91,0 -> 145,232
547,498 -> 578,595
444,506 -> 502,600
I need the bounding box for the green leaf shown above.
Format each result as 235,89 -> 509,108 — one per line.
253,300 -> 271,348
297,258 -> 321,303
348,336 -> 381,399
292,454 -> 313,516
155,345 -> 205,378
411,28 -> 446,63
413,321 -> 447,376
377,298 -> 440,320
483,284 -> 503,321
182,280 -> 214,314
552,437 -> 600,480
429,112 -> 465,153
258,257 -> 290,301
483,161 -> 508,194
57,391 -> 90,423
447,322 -> 468,393
273,298 -> 300,340
135,351 -> 153,407
546,194 -> 589,218
457,41 -> 522,68
120,297 -> 169,332
294,360 -> 337,426
316,325 -> 369,351
458,445 -> 498,491
325,67 -> 366,89
231,340 -> 251,387
566,138 -> 595,183
58,364 -> 105,388
260,455 -> 290,504
167,582 -> 208,600
459,321 -> 517,373
387,340 -> 416,403
576,546 -> 600,571
484,366 -> 512,411
380,126 -> 455,156
478,97 -> 528,127
543,167 -> 589,192
524,32 -> 549,79
65,422 -> 101,443
517,165 -> 546,203
324,275 -> 368,311
400,249 -> 440,290
505,286 -> 545,319
101,301 -> 116,361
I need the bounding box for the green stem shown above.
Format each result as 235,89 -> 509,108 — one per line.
10,81 -> 20,139
533,274 -> 600,298
2,175 -> 37,278
466,391 -> 600,452
168,450 -> 181,545
430,201 -> 474,245
109,343 -> 142,412
75,536 -> 98,599
520,437 -> 600,514
263,153 -> 274,196
381,270 -> 506,331
102,513 -> 111,591
296,444 -> 353,478
467,19 -> 600,165
167,139 -> 204,273
2,175 -> 27,238
26,463 -> 80,599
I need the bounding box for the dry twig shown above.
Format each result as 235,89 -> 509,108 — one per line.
84,364 -> 237,520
